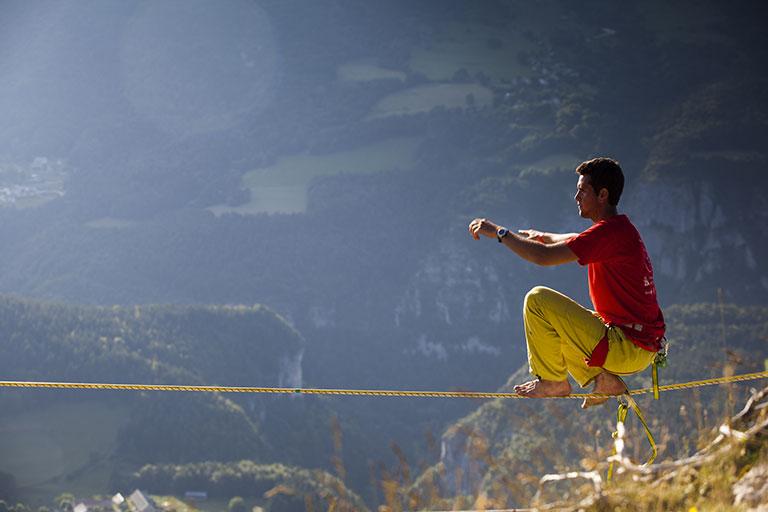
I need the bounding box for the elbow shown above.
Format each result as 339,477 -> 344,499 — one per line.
532,251 -> 565,267
532,243 -> 573,267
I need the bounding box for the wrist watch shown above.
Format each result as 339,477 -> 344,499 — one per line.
496,227 -> 509,243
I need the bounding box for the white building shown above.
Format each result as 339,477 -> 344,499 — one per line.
128,490 -> 155,512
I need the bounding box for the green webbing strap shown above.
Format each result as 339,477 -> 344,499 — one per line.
607,401 -> 629,481
652,339 -> 669,401
607,391 -> 658,482
624,392 -> 657,465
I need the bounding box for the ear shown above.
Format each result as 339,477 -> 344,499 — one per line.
597,187 -> 610,203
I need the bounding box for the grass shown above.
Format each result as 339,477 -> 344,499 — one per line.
337,59 -> 406,82
152,496 -> 240,512
366,83 -> 494,120
131,496 -> 255,512
208,136 -> 422,215
517,153 -> 582,177
154,496 -> 201,512
0,400 -> 128,504
189,498 -> 244,512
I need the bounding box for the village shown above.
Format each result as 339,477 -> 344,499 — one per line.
61,491 -> 263,512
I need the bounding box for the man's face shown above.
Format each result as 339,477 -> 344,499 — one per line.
574,174 -> 599,219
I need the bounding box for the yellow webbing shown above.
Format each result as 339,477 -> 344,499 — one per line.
607,401 -> 629,481
607,392 -> 657,481
0,370 -> 766,398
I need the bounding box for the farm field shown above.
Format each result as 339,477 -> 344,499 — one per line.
366,83 -> 494,120
336,59 -> 406,82
0,400 -> 128,504
517,153 -> 582,176
209,136 -> 422,215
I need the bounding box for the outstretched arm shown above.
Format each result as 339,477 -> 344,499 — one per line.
518,229 -> 579,245
469,218 -> 578,267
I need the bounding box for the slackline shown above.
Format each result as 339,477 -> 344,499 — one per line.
0,370 -> 766,399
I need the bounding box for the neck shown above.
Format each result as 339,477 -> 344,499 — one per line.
592,205 -> 618,223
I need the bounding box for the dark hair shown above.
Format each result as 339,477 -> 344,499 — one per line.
575,157 -> 624,206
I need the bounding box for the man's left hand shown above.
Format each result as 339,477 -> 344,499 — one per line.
468,218 -> 500,240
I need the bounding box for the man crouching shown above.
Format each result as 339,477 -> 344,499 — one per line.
468,157 -> 665,408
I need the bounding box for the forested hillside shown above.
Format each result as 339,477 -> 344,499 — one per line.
126,462 -> 368,512
0,297 -> 332,499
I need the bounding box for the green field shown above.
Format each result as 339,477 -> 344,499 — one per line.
209,136 -> 422,215
366,83 -> 494,120
518,153 -> 582,176
0,400 -> 128,503
153,496 -> 266,512
154,496 -> 221,512
337,59 -> 406,82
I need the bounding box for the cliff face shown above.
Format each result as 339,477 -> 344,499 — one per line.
387,75 -> 768,376
382,161 -> 768,391
633,177 -> 768,302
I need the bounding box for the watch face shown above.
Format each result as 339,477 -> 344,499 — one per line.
498,228 -> 508,237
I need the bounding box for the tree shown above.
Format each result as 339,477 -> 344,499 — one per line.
54,494 -> 74,512
227,497 -> 246,512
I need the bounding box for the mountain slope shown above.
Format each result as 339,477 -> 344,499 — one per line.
0,296 -> 310,498
404,303 -> 768,509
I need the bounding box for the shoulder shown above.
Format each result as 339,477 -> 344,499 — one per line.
570,217 -> 615,242
566,215 -> 634,264
612,215 -> 644,243
587,214 -> 636,238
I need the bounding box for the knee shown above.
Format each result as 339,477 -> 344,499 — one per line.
524,286 -> 552,311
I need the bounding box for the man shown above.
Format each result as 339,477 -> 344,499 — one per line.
468,157 -> 664,408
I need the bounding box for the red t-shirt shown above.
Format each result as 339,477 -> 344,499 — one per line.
566,214 -> 665,350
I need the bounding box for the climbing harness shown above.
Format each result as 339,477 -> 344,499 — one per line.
651,338 -> 669,400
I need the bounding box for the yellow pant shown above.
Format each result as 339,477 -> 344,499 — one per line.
523,286 -> 656,387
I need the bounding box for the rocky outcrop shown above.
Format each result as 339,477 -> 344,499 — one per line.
733,462 -> 768,511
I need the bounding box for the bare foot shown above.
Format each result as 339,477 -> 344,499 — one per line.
514,378 -> 571,398
581,372 -> 627,409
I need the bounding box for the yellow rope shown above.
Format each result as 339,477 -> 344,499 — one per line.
0,370 -> 766,398
627,370 -> 768,396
